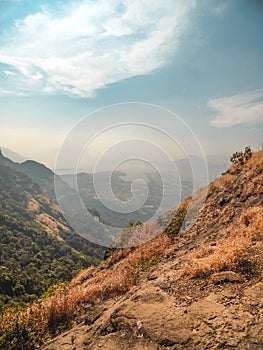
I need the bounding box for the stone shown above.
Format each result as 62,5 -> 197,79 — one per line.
211,271 -> 244,284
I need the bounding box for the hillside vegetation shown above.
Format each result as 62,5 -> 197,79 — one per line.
0,162 -> 103,311
0,150 -> 262,349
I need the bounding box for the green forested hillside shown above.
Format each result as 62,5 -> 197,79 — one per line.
0,163 -> 103,310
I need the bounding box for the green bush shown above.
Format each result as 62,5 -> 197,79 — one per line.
231,146 -> 252,165
165,207 -> 187,239
135,251 -> 163,274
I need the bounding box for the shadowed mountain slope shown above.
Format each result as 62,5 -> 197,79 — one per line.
0,149 -> 73,200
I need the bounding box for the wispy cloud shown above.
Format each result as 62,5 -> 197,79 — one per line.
208,89 -> 263,128
211,1 -> 230,17
0,0 -> 195,97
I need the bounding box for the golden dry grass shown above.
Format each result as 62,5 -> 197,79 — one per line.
182,207 -> 263,278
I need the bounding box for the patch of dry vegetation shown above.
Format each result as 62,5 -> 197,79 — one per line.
27,198 -> 40,212
36,213 -> 60,234
87,226 -> 170,299
182,207 -> 263,278
0,284 -> 87,349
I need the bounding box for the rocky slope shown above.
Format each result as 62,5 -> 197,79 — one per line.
39,150 -> 263,350
1,150 -> 262,349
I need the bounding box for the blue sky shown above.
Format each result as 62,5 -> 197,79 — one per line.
0,0 -> 262,168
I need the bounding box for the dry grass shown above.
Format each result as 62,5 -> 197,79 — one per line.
182,207 -> 263,278
0,285 -> 91,348
70,266 -> 96,286
88,226 -> 170,298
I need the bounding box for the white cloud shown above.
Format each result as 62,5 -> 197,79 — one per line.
0,0 -> 194,97
208,89 -> 263,128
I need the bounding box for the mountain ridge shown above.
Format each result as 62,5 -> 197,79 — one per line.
0,149 -> 74,200
0,147 -> 27,163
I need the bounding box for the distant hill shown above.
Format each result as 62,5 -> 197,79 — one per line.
0,148 -> 227,237
0,149 -> 74,200
0,147 -> 27,163
60,155 -> 227,230
0,162 -> 104,310
61,171 -> 150,228
174,154 -> 227,182
0,150 -> 117,247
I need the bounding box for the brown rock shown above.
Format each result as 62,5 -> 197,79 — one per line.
211,271 -> 244,284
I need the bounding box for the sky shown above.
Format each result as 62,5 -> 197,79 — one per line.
0,0 -> 263,170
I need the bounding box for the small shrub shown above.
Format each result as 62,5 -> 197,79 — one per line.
231,151 -> 244,164
135,251 -> 164,274
231,146 -> 252,164
165,207 -> 187,239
